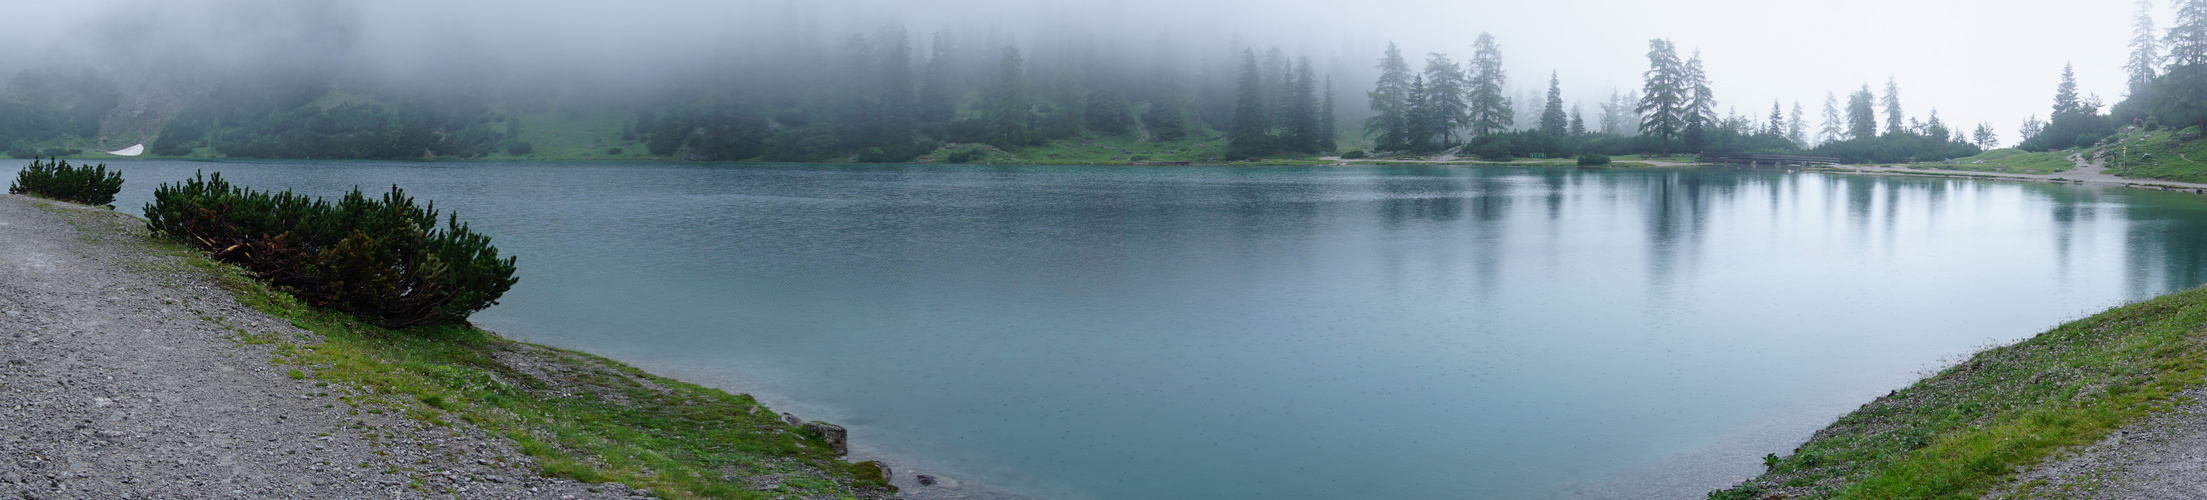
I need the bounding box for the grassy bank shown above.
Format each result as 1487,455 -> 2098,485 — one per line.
2101,126 -> 2207,182
1710,287 -> 2207,499
61,200 -> 894,500
1908,149 -> 2078,174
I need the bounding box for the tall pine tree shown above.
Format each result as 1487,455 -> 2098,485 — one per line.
1281,57 -> 1322,153
987,45 -> 1032,149
1229,49 -> 1272,158
1422,53 -> 1471,146
1819,91 -> 1844,144
1636,39 -> 1686,153
1766,101 -> 1785,136
1467,33 -> 1512,136
877,25 -> 918,147
1681,50 -> 1716,149
1404,75 -> 1438,153
1847,85 -> 1878,140
1882,77 -> 1905,136
916,30 -> 960,124
2053,63 -> 2083,117
1365,43 -> 1414,152
2171,0 -> 2207,68
2131,0 -> 2163,96
1320,76 -> 1338,153
1539,71 -> 1567,135
1788,101 -> 1807,146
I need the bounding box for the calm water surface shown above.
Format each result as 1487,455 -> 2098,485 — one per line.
104,160 -> 2207,499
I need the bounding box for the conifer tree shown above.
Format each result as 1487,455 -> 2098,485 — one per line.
1973,122 -> 1999,149
1766,100 -> 1785,136
1847,85 -> 1878,140
987,45 -> 1032,149
1926,109 -> 1949,143
1681,50 -> 1716,148
2020,114 -> 2045,141
2171,0 -> 2207,68
2131,0 -> 2163,95
1404,75 -> 1437,153
1599,90 -> 1626,135
1282,57 -> 1322,153
1881,77 -> 1905,136
1569,105 -> 1587,136
917,30 -> 960,124
1540,71 -> 1567,135
1819,91 -> 1844,144
1366,43 -> 1414,152
1422,53 -> 1471,145
1636,39 -> 1686,153
1320,77 -> 1338,153
2053,63 -> 2083,117
1230,49 -> 1271,158
1467,33 -> 1513,136
1787,102 -> 1807,146
877,26 -> 918,146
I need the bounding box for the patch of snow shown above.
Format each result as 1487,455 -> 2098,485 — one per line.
106,144 -> 143,156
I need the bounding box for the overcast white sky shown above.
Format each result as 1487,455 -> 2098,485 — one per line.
1,0 -> 2156,142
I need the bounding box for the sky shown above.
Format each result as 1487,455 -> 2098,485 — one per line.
0,0 -> 2161,144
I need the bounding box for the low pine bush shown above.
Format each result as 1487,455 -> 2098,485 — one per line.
1577,153 -> 1611,166
145,172 -> 518,328
9,157 -> 124,206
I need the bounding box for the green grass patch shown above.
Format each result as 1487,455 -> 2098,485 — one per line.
1908,149 -> 2077,174
1712,287 -> 2207,499
2100,127 -> 2207,182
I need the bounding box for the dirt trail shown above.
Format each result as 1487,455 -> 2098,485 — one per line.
0,194 -> 631,499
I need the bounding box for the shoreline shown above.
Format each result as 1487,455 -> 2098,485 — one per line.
0,193 -> 902,499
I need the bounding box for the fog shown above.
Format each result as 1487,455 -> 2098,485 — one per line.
0,0 -> 2154,141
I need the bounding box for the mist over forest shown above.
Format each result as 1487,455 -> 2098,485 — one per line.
0,0 -> 2198,165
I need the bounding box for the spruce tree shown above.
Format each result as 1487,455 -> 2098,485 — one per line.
1320,77 -> 1338,153
1881,77 -> 1905,136
1636,39 -> 1686,153
1847,85 -> 1878,140
917,30 -> 960,124
1681,50 -> 1716,148
1569,105 -> 1587,136
2052,63 -> 2083,117
987,45 -> 1032,149
1365,43 -> 1414,152
1282,57 -> 1322,153
1819,91 -> 1844,144
2131,0 -> 2163,95
877,25 -> 918,147
1421,53 -> 1470,146
1599,90 -> 1626,135
1540,71 -> 1567,135
1926,109 -> 1949,143
1230,49 -> 1272,158
1766,100 -> 1785,136
1788,102 -> 1807,146
2171,0 -> 2207,68
1404,75 -> 1437,153
1467,33 -> 1513,136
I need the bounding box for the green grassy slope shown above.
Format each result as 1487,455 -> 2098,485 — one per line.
2101,127 -> 2207,182
1911,149 -> 2078,174
1710,287 -> 2207,499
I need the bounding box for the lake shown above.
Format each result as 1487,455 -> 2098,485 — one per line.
102,160 -> 2207,499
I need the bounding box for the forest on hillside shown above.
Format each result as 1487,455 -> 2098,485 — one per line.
1,0 -> 2201,164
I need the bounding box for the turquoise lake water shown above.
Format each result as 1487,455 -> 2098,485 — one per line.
101,160 -> 2207,499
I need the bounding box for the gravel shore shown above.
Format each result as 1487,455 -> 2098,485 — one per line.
0,193 -> 641,499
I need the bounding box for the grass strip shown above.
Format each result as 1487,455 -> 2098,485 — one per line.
1713,286 -> 2207,499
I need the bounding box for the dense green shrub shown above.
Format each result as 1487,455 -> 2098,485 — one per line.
1576,153 -> 1611,166
145,172 -> 518,328
9,157 -> 122,206
1340,149 -> 1367,159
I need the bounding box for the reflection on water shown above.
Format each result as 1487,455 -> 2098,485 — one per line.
99,161 -> 2207,499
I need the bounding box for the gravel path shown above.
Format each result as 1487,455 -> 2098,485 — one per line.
1986,381 -> 2207,499
0,194 -> 637,499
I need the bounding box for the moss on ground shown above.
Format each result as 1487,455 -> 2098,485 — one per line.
1911,149 -> 2079,174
